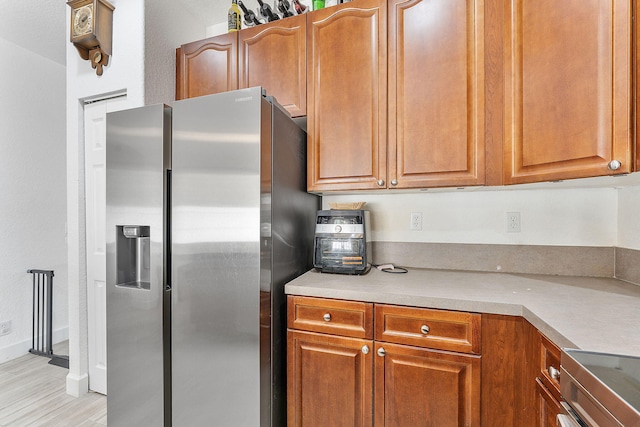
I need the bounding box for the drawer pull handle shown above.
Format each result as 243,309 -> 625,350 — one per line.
377,347 -> 386,357
361,345 -> 369,355
323,313 -> 331,322
548,366 -> 560,380
420,325 -> 430,335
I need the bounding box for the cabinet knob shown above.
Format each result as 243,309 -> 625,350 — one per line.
377,347 -> 386,357
377,179 -> 385,187
390,179 -> 398,186
361,345 -> 369,355
608,160 -> 622,171
548,366 -> 560,380
420,325 -> 430,335
323,313 -> 331,322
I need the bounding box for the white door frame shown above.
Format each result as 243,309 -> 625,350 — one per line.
84,94 -> 127,394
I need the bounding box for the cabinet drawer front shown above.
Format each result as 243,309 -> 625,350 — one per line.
375,305 -> 481,354
288,296 -> 373,339
536,377 -> 563,427
539,332 -> 561,398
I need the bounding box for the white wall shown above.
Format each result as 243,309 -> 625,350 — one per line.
66,0 -> 146,397
617,184 -> 640,250
145,0 -> 211,105
324,186 -> 619,246
0,38 -> 67,363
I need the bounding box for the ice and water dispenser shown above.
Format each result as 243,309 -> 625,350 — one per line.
116,225 -> 151,290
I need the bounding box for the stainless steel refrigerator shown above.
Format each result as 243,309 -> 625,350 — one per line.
106,87 -> 319,426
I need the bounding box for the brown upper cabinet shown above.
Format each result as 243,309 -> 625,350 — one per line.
176,0 -> 636,190
501,0 -> 633,184
306,0 -> 388,191
387,0 -> 485,189
176,18 -> 306,118
176,33 -> 238,100
307,0 -> 484,192
239,14 -> 307,117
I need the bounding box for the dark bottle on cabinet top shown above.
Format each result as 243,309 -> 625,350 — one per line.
257,0 -> 280,21
277,0 -> 294,17
238,0 -> 262,26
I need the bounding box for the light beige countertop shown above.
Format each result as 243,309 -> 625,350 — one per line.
284,268 -> 640,357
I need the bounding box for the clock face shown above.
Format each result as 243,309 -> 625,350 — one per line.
72,4 -> 94,38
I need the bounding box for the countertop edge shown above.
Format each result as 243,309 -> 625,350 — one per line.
284,268 -> 640,356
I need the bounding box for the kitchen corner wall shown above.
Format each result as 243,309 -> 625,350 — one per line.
617,184 -> 640,250
324,186 -> 619,246
323,178 -> 640,277
0,38 -> 67,364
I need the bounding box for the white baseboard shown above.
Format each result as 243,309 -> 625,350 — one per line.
66,372 -> 89,397
0,326 -> 69,365
0,338 -> 31,364
53,326 -> 69,344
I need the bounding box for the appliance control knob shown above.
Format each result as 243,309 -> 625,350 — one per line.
377,179 -> 385,187
548,366 -> 560,380
391,179 -> 398,186
323,313 -> 331,322
334,225 -> 342,233
361,345 -> 369,355
420,325 -> 430,335
608,160 -> 622,171
377,347 -> 386,357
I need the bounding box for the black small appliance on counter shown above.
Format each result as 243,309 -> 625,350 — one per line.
313,209 -> 371,274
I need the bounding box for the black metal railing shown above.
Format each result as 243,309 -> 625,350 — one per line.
27,269 -> 68,368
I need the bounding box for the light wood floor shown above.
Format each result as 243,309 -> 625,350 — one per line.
0,342 -> 107,426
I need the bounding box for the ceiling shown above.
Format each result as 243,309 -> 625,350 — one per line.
0,0 -> 229,66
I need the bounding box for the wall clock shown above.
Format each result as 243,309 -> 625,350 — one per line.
67,0 -> 115,76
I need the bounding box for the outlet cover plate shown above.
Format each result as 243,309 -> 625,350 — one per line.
506,212 -> 521,233
410,212 -> 423,231
0,321 -> 11,336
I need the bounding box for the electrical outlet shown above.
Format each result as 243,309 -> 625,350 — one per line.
506,212 -> 521,233
0,321 -> 11,336
410,212 -> 423,231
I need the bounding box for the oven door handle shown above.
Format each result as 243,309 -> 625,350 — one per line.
557,414 -> 581,427
557,402 -> 585,427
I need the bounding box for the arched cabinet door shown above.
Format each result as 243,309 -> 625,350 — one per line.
176,32 -> 238,100
239,15 -> 307,117
306,0 -> 388,192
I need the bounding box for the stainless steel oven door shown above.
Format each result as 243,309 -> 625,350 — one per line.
559,364 -> 625,427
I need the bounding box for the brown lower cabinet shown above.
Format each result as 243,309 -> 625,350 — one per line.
374,342 -> 480,426
287,296 -> 482,426
287,296 -> 567,426
287,330 -> 373,426
287,333 -> 481,426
